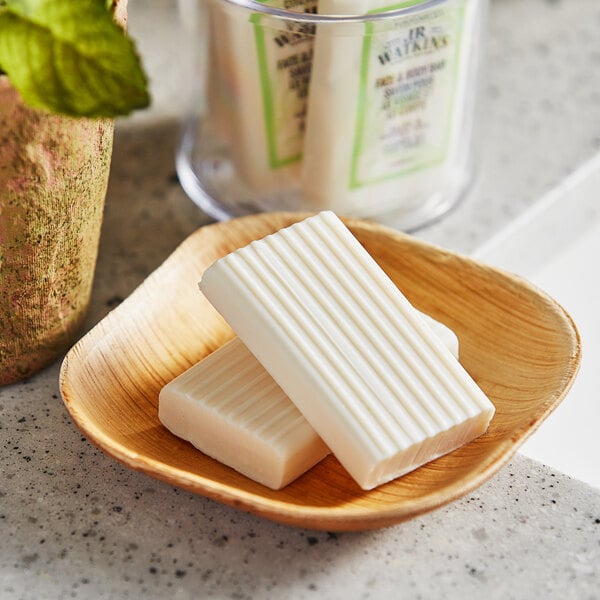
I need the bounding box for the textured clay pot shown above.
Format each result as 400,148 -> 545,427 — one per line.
0,76 -> 114,384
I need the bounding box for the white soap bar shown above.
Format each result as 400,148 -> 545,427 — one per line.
301,0 -> 478,217
199,211 -> 495,490
159,336 -> 329,489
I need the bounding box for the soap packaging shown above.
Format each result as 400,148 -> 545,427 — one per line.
206,0 -> 316,194
301,0 -> 479,219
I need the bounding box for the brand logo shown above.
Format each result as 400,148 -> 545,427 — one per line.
377,26 -> 449,66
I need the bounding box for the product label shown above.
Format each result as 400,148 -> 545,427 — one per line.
350,0 -> 467,189
252,0 -> 317,169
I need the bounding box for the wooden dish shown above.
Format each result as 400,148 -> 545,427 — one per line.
59,213 -> 581,531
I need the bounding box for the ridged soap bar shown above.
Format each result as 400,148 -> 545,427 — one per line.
199,212 -> 495,490
159,336 -> 329,489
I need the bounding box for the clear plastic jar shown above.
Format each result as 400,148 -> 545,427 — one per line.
177,0 -> 487,230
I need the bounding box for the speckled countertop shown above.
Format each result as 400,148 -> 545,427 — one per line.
1,0 -> 599,598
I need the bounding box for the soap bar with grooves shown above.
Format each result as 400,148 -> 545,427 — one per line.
199,212 -> 495,490
159,336 -> 330,490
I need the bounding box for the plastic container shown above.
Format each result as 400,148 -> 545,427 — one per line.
177,0 -> 487,230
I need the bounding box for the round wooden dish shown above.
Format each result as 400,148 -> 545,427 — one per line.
60,213 -> 581,531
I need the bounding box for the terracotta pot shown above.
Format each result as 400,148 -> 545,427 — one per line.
0,76 -> 114,384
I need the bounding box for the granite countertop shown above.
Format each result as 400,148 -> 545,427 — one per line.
1,0 -> 599,598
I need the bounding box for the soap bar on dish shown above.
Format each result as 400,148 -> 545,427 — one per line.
159,336 -> 330,490
199,211 -> 495,490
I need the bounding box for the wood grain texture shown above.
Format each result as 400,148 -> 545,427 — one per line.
59,213 -> 581,531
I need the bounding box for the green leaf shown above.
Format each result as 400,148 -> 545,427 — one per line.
0,0 -> 150,117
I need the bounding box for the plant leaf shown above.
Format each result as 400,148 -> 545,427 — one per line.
0,0 -> 150,117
